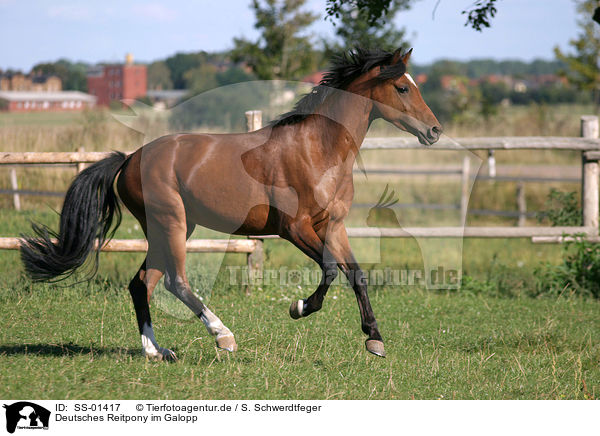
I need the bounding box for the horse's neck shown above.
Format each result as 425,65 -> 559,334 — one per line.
315,89 -> 373,159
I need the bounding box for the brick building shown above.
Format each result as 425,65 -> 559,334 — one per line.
87,54 -> 147,106
0,91 -> 96,112
0,73 -> 62,92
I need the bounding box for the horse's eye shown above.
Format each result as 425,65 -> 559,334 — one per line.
395,86 -> 409,95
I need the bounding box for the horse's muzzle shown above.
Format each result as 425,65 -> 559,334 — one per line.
426,125 -> 443,144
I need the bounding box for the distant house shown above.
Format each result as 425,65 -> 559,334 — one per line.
87,53 -> 147,106
440,75 -> 468,94
0,91 -> 96,112
0,73 -> 61,92
301,71 -> 325,85
31,75 -> 62,92
415,73 -> 428,85
146,89 -> 188,109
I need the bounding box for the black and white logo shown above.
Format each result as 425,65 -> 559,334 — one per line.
3,402 -> 50,434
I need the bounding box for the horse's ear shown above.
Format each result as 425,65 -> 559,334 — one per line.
391,48 -> 403,65
401,48 -> 413,65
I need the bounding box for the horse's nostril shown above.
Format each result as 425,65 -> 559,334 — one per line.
432,125 -> 442,135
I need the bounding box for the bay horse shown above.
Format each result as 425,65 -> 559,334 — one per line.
20,47 -> 441,359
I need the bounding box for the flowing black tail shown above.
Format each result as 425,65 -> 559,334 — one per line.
20,152 -> 128,281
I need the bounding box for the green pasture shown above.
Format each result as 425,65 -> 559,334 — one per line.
1,282 -> 598,400
0,210 -> 598,400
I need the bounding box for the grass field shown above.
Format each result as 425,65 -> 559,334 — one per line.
0,106 -> 598,400
1,275 -> 598,400
0,210 -> 598,400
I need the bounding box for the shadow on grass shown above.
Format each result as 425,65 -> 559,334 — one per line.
0,343 -> 140,358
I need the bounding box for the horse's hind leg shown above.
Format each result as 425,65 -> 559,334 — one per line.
148,217 -> 237,352
128,258 -> 176,360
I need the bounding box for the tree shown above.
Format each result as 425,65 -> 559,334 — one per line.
325,0 -> 499,30
184,64 -> 219,92
147,61 -> 173,90
215,66 -> 255,86
325,0 -> 410,52
461,0 -> 498,32
31,59 -> 88,91
231,0 -> 319,80
165,52 -> 211,89
554,0 -> 600,108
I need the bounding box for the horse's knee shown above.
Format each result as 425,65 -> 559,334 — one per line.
323,263 -> 338,284
165,273 -> 205,315
164,272 -> 189,297
163,270 -> 173,292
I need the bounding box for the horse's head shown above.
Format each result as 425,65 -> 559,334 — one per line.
368,48 -> 442,145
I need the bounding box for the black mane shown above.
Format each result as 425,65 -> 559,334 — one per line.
273,47 -> 408,126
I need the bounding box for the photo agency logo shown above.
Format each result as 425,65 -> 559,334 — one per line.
3,402 -> 50,434
112,77 -> 481,321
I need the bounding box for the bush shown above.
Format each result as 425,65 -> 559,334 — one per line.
534,236 -> 600,299
533,188 -> 600,298
537,188 -> 581,226
460,254 -> 529,298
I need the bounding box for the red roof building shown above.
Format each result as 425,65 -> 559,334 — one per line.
301,71 -> 325,85
0,91 -> 96,112
87,54 -> 147,106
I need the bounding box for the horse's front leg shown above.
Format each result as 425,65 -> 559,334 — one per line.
289,255 -> 338,319
284,217 -> 338,319
286,218 -> 385,357
324,223 -> 385,357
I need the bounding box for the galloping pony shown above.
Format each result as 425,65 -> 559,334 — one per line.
21,48 -> 441,359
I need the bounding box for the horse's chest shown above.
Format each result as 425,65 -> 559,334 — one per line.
311,168 -> 352,218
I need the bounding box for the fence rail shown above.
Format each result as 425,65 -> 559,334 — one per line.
1,150 -> 587,220
0,237 -> 258,253
2,137 -> 600,166
1,114 -> 599,275
3,162 -> 579,220
361,135 -> 600,150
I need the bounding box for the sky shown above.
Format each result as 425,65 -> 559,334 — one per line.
0,0 -> 581,71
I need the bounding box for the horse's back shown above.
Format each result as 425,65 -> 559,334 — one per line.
118,130 -> 278,234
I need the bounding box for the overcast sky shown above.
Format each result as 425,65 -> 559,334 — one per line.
0,0 -> 581,71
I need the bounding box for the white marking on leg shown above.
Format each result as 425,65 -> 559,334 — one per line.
297,299 -> 304,316
141,322 -> 160,356
200,307 -> 233,339
405,73 -> 417,88
141,322 -> 176,360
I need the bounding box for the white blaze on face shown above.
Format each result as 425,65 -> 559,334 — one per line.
405,73 -> 417,88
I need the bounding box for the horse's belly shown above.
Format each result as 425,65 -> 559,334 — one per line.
184,193 -> 270,234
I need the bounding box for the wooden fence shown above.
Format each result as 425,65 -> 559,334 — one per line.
1,114 -> 599,273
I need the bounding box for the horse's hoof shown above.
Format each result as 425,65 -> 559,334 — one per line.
161,348 -> 178,361
289,299 -> 304,319
216,335 -> 238,352
145,347 -> 177,362
365,340 -> 386,358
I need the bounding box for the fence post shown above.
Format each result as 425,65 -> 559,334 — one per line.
517,182 -> 526,227
77,147 -> 86,173
460,156 -> 470,225
487,149 -> 496,178
10,168 -> 20,211
245,110 -> 262,132
581,116 -> 599,232
245,110 -> 264,284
